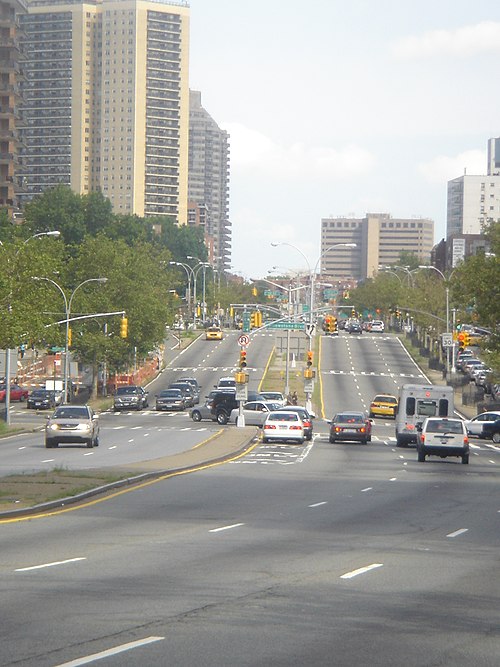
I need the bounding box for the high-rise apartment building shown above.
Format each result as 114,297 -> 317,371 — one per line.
17,0 -> 190,223
0,0 -> 26,219
188,90 -> 230,272
320,213 -> 434,282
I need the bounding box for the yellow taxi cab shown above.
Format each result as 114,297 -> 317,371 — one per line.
369,394 -> 398,419
205,326 -> 223,341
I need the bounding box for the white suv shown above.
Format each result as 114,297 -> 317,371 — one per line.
417,417 -> 469,464
370,320 -> 385,333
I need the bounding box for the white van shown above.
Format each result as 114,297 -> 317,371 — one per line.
395,383 -> 454,447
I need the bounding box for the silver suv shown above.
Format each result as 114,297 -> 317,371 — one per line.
113,385 -> 149,411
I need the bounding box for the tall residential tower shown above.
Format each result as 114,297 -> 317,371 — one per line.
188,90 -> 230,272
18,0 -> 190,223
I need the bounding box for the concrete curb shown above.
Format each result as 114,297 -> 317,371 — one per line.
0,426 -> 260,520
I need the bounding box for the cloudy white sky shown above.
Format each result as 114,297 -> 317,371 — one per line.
188,0 -> 500,278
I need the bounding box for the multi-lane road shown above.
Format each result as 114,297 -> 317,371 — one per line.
1,330 -> 499,666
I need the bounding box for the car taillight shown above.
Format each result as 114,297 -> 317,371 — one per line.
335,426 -> 341,433
464,436 -> 469,444
290,425 -> 302,430
264,424 -> 276,430
360,427 -> 365,433
303,420 -> 311,427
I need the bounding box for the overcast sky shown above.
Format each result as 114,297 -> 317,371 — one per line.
188,0 -> 500,278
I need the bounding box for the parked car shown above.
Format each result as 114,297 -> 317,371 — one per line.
276,405 -> 314,440
113,385 -> 149,411
205,326 -> 223,340
155,389 -> 186,411
369,394 -> 398,419
329,411 -> 372,444
0,383 -> 29,402
464,411 -> 500,438
416,417 -> 469,464
27,388 -> 57,410
45,405 -> 100,449
229,401 -> 282,426
168,382 -> 196,407
262,410 -> 305,444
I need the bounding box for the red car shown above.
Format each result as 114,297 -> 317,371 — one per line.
0,383 -> 29,402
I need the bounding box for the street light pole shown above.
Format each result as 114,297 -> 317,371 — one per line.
417,265 -> 451,377
1,230 -> 60,425
33,276 -> 108,403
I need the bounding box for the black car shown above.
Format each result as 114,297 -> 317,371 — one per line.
113,385 -> 149,411
482,418 -> 500,443
329,411 -> 372,444
27,388 -> 56,410
347,320 -> 362,334
155,389 -> 185,411
209,391 -> 239,424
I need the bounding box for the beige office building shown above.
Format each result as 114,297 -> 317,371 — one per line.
18,0 -> 189,223
320,213 -> 434,281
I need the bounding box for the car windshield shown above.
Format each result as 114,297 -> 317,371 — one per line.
160,390 -> 182,398
53,407 -> 89,419
116,387 -> 139,395
374,396 -> 397,403
336,414 -> 364,423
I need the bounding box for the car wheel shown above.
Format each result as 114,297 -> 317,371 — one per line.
369,412 -> 374,418
362,439 -> 368,445
396,436 -> 407,448
216,411 -> 228,425
462,454 -> 469,464
329,435 -> 335,443
306,433 -> 312,441
492,433 -> 500,444
262,437 -> 268,443
94,436 -> 99,447
191,410 -> 202,422
86,439 -> 94,448
418,449 -> 426,462
45,440 -> 53,448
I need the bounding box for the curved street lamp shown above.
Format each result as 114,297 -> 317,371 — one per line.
32,276 -> 108,403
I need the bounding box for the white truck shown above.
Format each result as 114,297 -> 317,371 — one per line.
395,383 -> 454,447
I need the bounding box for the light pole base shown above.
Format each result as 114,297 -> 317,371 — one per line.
236,414 -> 246,428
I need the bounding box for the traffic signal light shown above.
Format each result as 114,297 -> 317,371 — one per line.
457,332 -> 465,351
252,286 -> 258,296
462,332 -> 470,348
329,317 -> 337,333
120,316 -> 128,338
67,328 -> 72,348
307,350 -> 313,367
351,308 -> 356,317
239,349 -> 247,368
323,316 -> 331,332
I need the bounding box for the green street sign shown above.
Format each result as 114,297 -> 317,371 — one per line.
267,321 -> 306,330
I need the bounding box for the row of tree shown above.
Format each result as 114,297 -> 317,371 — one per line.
349,221 -> 500,373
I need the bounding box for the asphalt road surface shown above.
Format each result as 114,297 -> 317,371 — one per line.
0,330 -> 499,666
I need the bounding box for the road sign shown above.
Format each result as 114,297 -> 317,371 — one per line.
442,333 -> 453,347
242,311 -> 251,333
267,322 -> 306,330
238,334 -> 250,347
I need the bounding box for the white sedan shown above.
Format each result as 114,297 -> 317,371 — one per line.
262,410 -> 304,444
464,411 -> 500,438
229,401 -> 281,426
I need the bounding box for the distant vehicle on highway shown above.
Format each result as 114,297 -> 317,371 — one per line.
27,388 -> 57,410
416,417 -> 469,464
276,405 -> 314,440
155,389 -> 186,411
329,411 -> 371,444
370,320 -> 385,333
229,401 -> 282,426
113,385 -> 149,411
482,418 -> 500,443
259,391 -> 286,406
369,394 -> 398,419
346,319 -> 362,334
205,326 -> 223,340
168,382 -> 196,407
262,410 -> 305,444
395,384 -> 454,447
45,405 -> 100,449
464,411 -> 500,438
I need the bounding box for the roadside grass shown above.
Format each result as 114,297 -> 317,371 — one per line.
0,468 -> 135,511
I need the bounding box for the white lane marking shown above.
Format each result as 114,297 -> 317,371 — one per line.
112,426 -> 125,430
53,636 -> 165,667
16,557 -> 87,572
361,487 -> 372,492
41,459 -> 55,463
447,528 -> 469,538
389,477 -> 397,481
309,501 -> 328,508
131,426 -> 142,430
209,523 -> 245,533
108,445 -> 117,450
18,446 -> 26,450
83,452 -> 94,456
340,563 -> 384,579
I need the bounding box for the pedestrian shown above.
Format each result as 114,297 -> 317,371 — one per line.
292,391 -> 298,405
286,392 -> 293,406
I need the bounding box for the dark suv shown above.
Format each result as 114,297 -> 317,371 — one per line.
113,385 -> 149,411
209,390 -> 265,424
